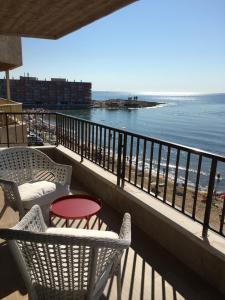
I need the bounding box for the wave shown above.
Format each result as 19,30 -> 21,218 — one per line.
132,159 -> 209,177
126,103 -> 169,110
145,103 -> 168,109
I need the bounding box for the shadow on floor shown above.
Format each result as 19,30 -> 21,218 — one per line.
0,200 -> 224,300
0,242 -> 26,299
98,205 -> 224,300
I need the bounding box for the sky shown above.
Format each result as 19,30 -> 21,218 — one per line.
1,0 -> 225,94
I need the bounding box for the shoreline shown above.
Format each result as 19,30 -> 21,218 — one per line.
104,154 -> 223,230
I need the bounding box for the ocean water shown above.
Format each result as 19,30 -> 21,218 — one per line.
62,92 -> 225,191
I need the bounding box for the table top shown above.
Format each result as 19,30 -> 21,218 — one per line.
50,194 -> 102,219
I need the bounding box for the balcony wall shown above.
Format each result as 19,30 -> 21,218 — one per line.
40,145 -> 225,296
0,123 -> 27,146
0,98 -> 22,115
0,98 -> 22,106
0,99 -> 26,145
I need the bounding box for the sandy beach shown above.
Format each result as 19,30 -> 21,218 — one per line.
94,153 -> 223,232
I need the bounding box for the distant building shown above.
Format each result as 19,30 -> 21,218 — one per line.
0,76 -> 92,109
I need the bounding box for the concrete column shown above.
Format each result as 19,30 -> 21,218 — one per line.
5,70 -> 11,100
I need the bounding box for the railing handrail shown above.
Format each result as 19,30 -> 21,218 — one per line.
56,112 -> 225,162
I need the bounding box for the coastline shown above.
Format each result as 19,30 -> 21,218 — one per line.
79,147 -> 222,231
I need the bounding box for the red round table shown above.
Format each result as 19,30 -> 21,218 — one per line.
49,194 -> 102,228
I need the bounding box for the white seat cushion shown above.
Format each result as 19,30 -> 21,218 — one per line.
46,227 -> 119,240
18,181 -> 70,210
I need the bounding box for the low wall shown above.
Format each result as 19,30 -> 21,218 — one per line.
41,145 -> 225,295
0,98 -> 23,126
0,123 -> 27,146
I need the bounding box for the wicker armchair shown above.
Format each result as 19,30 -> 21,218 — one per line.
0,205 -> 131,300
0,147 -> 72,220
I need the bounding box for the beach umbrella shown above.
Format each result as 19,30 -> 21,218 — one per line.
219,193 -> 225,200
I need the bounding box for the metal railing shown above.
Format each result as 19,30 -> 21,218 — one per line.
1,112 -> 225,238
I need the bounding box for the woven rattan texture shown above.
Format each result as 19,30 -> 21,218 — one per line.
0,147 -> 72,217
0,205 -> 131,300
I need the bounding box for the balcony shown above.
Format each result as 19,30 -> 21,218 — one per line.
0,112 -> 225,299
0,99 -> 26,146
0,174 -> 224,300
0,98 -> 23,122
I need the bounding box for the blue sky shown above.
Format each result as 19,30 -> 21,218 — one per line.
2,0 -> 225,93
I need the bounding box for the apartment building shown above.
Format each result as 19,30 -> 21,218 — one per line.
0,76 -> 92,109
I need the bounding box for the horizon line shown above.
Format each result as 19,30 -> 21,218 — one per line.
93,90 -> 225,96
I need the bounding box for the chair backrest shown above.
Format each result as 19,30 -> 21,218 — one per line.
0,205 -> 131,299
0,147 -> 53,185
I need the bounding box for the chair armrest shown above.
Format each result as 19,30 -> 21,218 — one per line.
12,205 -> 47,233
28,148 -> 72,186
0,178 -> 25,218
0,177 -> 17,187
119,213 -> 131,246
32,161 -> 72,185
51,162 -> 72,186
31,162 -> 72,186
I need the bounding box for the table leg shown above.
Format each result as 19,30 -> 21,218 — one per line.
49,212 -> 52,226
66,219 -> 69,227
86,217 -> 89,229
98,216 -> 101,230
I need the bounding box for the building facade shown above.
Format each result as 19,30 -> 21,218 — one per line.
0,76 -> 92,109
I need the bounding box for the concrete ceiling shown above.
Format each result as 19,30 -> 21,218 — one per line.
0,0 -> 137,39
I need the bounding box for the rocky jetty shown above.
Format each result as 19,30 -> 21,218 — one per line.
91,98 -> 163,109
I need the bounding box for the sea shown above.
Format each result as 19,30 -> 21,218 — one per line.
61,92 -> 225,192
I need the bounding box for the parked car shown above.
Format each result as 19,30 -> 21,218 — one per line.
49,138 -> 57,145
27,134 -> 44,146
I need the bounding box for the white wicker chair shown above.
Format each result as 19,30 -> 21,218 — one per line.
0,147 -> 72,220
0,205 -> 131,300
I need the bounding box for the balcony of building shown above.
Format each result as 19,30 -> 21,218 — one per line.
0,99 -> 26,146
0,162 -> 224,300
0,112 -> 225,299
0,98 -> 22,113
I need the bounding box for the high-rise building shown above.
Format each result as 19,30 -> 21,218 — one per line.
0,76 -> 92,109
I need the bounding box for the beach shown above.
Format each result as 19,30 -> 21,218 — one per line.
93,153 -> 223,232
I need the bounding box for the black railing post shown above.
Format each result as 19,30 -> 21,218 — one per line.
202,158 -> 217,237
121,133 -> 127,188
117,133 -> 123,186
55,113 -> 59,146
81,121 -> 84,162
5,113 -> 10,147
